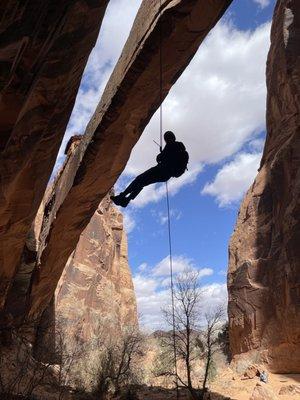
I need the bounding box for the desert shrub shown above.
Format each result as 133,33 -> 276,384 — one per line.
118,385 -> 139,400
207,358 -> 217,382
92,328 -> 144,398
217,322 -> 231,362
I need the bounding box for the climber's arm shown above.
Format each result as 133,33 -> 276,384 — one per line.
157,143 -> 175,163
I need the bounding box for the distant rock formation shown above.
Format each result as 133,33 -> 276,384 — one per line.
55,195 -> 137,340
228,0 -> 300,373
32,192 -> 137,368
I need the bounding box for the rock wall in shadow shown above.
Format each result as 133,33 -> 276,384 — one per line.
228,0 -> 300,373
0,0 -> 109,309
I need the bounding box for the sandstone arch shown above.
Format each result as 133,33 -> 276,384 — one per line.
23,0 -> 232,319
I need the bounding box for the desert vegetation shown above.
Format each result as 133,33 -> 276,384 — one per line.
0,274 -> 230,400
152,269 -> 228,400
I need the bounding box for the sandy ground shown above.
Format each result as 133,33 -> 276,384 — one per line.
208,371 -> 300,400
133,372 -> 300,399
140,338 -> 300,399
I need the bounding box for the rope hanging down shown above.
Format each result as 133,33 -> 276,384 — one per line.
159,0 -> 163,149
158,2 -> 179,397
165,182 -> 179,398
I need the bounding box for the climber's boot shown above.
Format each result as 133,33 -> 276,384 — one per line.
110,194 -> 130,208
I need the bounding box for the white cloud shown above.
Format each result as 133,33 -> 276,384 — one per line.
138,262 -> 148,272
133,270 -> 227,330
133,275 -> 170,330
253,0 -> 271,9
248,137 -> 265,152
156,209 -> 182,225
123,210 -> 136,233
153,255 -> 213,278
202,151 -> 262,206
53,0 -> 143,171
133,274 -> 160,298
152,255 -> 188,277
198,268 -> 214,279
133,255 -> 217,330
158,214 -> 168,225
124,21 -> 270,179
200,283 -> 228,318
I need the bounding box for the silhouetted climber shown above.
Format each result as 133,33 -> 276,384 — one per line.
111,131 -> 189,207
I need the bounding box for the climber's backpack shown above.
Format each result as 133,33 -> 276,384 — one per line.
171,142 -> 189,178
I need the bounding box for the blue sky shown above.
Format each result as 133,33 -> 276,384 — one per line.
54,0 -> 276,330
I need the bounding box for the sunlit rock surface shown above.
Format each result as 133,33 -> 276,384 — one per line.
55,195 -> 138,339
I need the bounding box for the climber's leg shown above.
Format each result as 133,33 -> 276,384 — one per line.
110,173 -> 149,206
127,166 -> 171,200
124,167 -> 159,197
111,166 -> 171,207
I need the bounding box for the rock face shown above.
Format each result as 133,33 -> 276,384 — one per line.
279,384 -> 300,396
26,0 -> 233,320
55,196 -> 137,340
228,0 -> 300,373
250,383 -> 278,400
0,0 -> 109,309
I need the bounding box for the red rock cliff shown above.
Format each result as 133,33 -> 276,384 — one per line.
228,0 -> 300,373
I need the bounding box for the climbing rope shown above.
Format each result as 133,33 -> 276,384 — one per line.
165,182 -> 179,399
159,0 -> 163,150
158,2 -> 179,397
